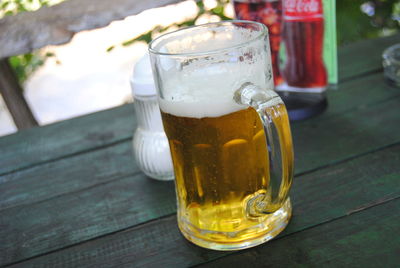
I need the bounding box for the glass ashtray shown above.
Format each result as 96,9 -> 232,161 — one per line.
383,43 -> 400,87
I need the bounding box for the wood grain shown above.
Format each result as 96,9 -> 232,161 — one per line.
0,104 -> 135,175
0,142 -> 137,210
292,96 -> 400,175
324,72 -> 399,117
0,173 -> 176,266
1,79 -> 400,265
338,33 -> 400,81
7,144 -> 400,267
198,198 -> 400,268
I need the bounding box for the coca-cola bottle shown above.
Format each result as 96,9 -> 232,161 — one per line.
233,0 -> 283,86
281,0 -> 327,92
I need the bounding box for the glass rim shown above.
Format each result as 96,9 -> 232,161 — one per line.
148,20 -> 268,57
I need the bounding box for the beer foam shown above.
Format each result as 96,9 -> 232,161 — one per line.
159,63 -> 270,118
159,99 -> 244,119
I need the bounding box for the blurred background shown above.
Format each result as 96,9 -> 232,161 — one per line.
0,0 -> 399,136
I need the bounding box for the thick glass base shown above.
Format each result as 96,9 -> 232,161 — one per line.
178,198 -> 292,251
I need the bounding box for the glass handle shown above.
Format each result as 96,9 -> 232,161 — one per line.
234,83 -> 294,217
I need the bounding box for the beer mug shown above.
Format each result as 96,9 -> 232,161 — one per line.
149,21 -> 294,250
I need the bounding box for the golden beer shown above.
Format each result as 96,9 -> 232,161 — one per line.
161,103 -> 292,246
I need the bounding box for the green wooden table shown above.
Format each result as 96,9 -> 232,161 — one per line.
1,35 -> 400,267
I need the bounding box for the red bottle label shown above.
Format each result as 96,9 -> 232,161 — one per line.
283,0 -> 323,21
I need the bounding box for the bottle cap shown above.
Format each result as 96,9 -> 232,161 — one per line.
130,53 -> 157,97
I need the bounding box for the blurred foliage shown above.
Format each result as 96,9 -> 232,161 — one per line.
337,0 -> 400,45
107,0 -> 232,51
8,52 -> 56,83
1,0 -> 63,84
0,0 -> 57,17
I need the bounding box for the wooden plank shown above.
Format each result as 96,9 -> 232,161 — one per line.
6,144 -> 400,267
0,172 -> 176,267
293,92 -> 400,175
0,142 -> 137,210
0,58 -> 38,129
339,33 -> 400,81
0,0 -> 184,58
1,79 -> 400,264
325,72 -> 399,117
0,104 -> 135,175
198,198 -> 400,268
